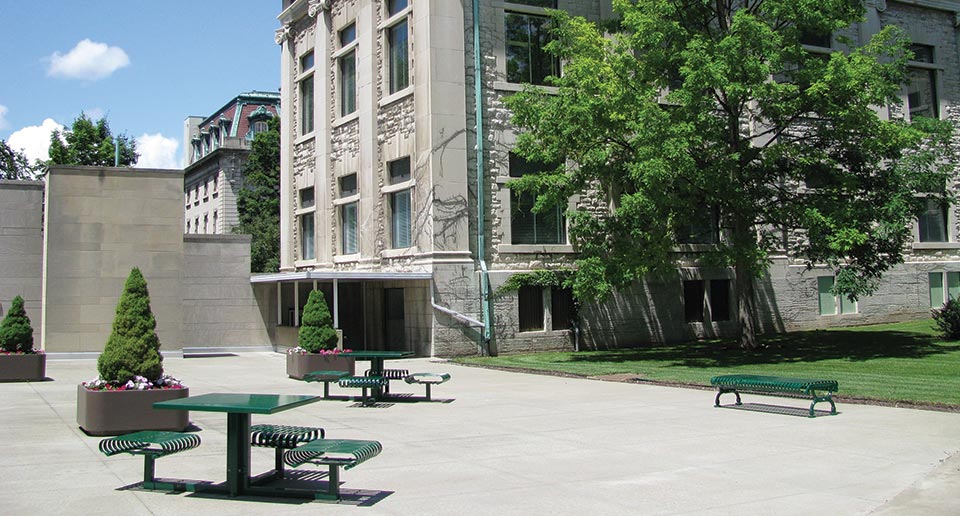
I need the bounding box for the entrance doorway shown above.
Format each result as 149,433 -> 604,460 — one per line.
383,288 -> 405,350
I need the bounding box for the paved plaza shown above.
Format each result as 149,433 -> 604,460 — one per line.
1,352 -> 959,515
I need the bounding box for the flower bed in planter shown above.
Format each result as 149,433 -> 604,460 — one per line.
286,349 -> 355,380
0,351 -> 46,382
77,376 -> 189,436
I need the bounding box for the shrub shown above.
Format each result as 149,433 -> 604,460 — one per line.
0,295 -> 35,353
298,289 -> 339,353
932,297 -> 960,340
97,268 -> 164,383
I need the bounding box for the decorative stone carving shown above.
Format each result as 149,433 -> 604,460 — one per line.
275,24 -> 292,45
866,0 -> 887,12
308,0 -> 331,18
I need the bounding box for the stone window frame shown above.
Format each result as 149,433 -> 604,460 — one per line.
682,274 -> 735,324
515,284 -> 574,334
297,48 -> 317,139
382,156 -> 416,254
495,137 -> 576,254
929,271 -> 960,308
493,1 -> 562,93
296,186 -> 317,263
903,43 -> 944,122
334,173 -> 361,260
379,0 -> 413,106
334,21 -> 359,123
817,275 -> 858,316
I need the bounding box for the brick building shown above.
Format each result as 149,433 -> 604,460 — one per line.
268,0 -> 960,357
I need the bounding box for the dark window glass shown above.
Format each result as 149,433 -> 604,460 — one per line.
300,78 -> 314,134
391,189 -> 411,248
300,213 -> 315,260
509,153 -> 565,245
683,280 -> 705,323
677,206 -> 719,244
910,44 -> 935,64
508,0 -> 556,7
339,23 -> 356,46
709,280 -> 731,322
799,30 -> 831,48
300,51 -> 314,71
340,174 -> 358,197
389,157 -> 411,184
388,20 -> 409,93
340,50 -> 357,116
341,202 -> 358,254
551,287 -> 575,330
518,285 -> 544,332
919,198 -> 948,242
505,12 -> 559,85
907,68 -> 938,119
387,0 -> 408,16
300,187 -> 315,209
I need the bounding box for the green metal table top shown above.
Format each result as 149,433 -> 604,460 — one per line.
153,393 -> 321,414
340,350 -> 413,359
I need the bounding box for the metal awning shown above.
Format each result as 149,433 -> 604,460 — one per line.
250,270 -> 434,283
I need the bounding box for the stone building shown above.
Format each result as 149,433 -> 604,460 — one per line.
182,91 -> 280,236
271,0 -> 960,357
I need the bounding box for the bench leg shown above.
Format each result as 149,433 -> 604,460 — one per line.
275,448 -> 286,479
809,392 -> 837,417
714,388 -> 741,407
143,454 -> 157,484
321,464 -> 340,500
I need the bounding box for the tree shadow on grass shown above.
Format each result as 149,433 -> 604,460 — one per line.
569,329 -> 960,369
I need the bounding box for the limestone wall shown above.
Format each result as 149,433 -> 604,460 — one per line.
0,180 -> 43,346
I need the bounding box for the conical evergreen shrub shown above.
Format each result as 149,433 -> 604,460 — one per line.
298,289 -> 339,352
0,295 -> 35,353
97,268 -> 164,383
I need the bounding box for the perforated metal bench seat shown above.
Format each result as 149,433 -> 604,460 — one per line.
404,372 -> 451,400
338,375 -> 386,404
284,439 -> 383,499
365,368 -> 409,394
710,374 -> 838,417
303,370 -> 351,398
99,430 -> 201,490
250,424 -> 325,478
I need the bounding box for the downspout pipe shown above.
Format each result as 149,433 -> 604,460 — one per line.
473,0 -> 494,355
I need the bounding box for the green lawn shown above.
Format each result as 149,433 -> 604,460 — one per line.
455,319 -> 960,407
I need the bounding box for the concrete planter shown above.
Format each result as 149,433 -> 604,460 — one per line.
0,353 -> 46,382
77,385 -> 190,436
286,352 -> 355,380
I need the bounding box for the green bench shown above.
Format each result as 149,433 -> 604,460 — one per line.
284,439 -> 383,500
250,424 -> 325,479
711,374 -> 838,417
404,372 -> 451,401
303,370 -> 351,398
365,368 -> 409,394
99,430 -> 201,490
339,375 -> 387,404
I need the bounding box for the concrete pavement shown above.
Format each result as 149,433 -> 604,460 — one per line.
1,352 -> 958,515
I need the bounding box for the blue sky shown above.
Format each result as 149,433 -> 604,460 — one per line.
0,1 -> 282,169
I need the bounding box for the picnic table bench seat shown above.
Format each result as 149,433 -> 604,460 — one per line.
303,370 -> 351,398
711,374 -> 838,417
99,430 -> 201,490
339,375 -> 386,404
365,368 -> 409,394
403,372 -> 451,401
250,424 -> 325,478
284,439 -> 383,499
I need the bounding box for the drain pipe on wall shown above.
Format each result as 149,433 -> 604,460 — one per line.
473,0 -> 494,355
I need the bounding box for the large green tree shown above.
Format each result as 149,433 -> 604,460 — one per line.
1,140 -> 42,180
235,116 -> 280,273
507,0 -> 954,349
48,113 -> 138,167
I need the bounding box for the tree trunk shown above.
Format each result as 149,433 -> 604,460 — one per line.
735,258 -> 758,350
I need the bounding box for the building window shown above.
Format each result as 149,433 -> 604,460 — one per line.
300,77 -> 315,135
683,280 -> 705,322
387,17 -> 409,94
339,23 -> 357,117
300,187 -> 315,209
341,202 -> 358,255
253,121 -> 269,134
709,279 -> 731,322
677,206 -> 720,244
818,276 -> 857,316
387,0 -> 407,15
919,198 -> 948,243
300,213 -> 315,260
194,217 -> 199,234
203,214 -> 208,234
340,174 -> 358,196
509,153 -> 565,245
799,30 -> 831,49
186,220 -> 191,233
551,287 -> 575,330
505,7 -> 559,85
389,157 -> 411,184
212,210 -> 218,233
300,51 -> 314,72
907,44 -> 938,120
518,285 -> 544,332
929,272 -> 960,308
390,189 -> 412,248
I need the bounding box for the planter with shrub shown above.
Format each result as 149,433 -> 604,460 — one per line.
76,268 -> 189,436
286,289 -> 352,379
0,295 -> 45,382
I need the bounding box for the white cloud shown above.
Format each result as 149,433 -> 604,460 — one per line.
8,119 -> 65,165
47,39 -> 130,81
134,133 -> 179,169
0,105 -> 8,130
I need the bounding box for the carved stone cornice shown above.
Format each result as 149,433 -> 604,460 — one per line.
308,0 -> 330,17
